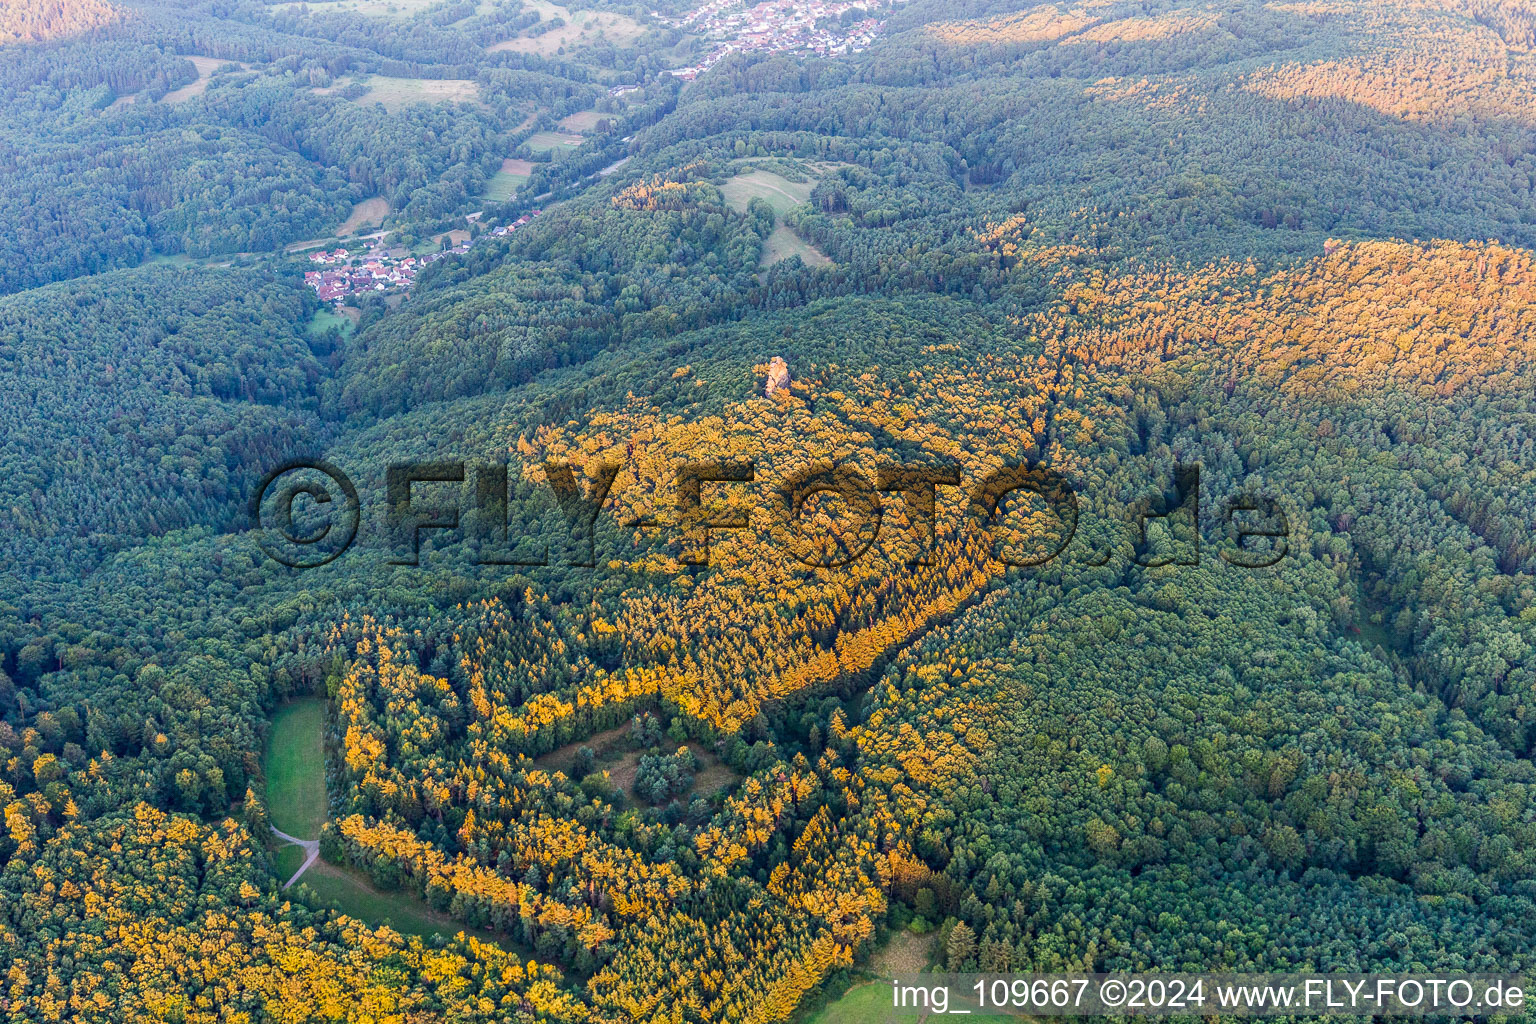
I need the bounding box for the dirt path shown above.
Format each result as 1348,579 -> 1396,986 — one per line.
270,826 -> 320,889
756,179 -> 804,205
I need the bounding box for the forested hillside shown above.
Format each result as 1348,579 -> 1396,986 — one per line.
0,266 -> 326,579
4,0 -> 1536,1020
0,0 -> 670,293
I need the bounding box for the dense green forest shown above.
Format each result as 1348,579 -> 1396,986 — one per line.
4,0 -> 1536,1020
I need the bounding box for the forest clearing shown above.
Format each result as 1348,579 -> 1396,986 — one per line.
721,168 -> 816,214
337,196 -> 390,235
487,2 -> 646,54
162,56 -> 241,103
528,129 -> 586,152
263,698 -> 328,840
761,223 -> 832,268
559,109 -> 611,131
359,76 -> 481,112
482,157 -> 535,200
291,858 -> 509,943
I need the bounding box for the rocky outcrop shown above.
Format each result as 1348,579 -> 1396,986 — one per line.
765,356 -> 791,396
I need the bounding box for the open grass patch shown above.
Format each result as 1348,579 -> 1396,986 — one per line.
805,978 -> 1021,1024
482,171 -> 528,202
162,55 -> 248,103
536,723 -> 631,775
482,158 -> 534,201
527,130 -> 585,153
761,223 -> 831,269
272,842 -> 308,882
308,308 -> 356,338
606,750 -> 644,797
538,727 -> 741,804
338,197 -> 389,236
720,169 -> 816,215
804,983 -> 923,1024
487,2 -> 646,54
297,861 -> 454,939
357,76 -> 480,113
295,860 -> 508,945
689,755 -> 741,797
558,109 -> 611,132
161,74 -> 211,105
263,698 -> 328,840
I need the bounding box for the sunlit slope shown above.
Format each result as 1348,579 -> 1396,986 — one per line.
312,236 -> 1536,1019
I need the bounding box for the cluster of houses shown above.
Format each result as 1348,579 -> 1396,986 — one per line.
305,248 -> 418,303
658,0 -> 893,80
301,212 -> 540,305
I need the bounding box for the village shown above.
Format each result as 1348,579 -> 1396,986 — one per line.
658,0 -> 896,80
303,211 -> 540,304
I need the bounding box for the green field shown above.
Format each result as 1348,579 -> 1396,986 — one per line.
307,308 -> 356,337
721,168 -> 830,270
294,860 -> 505,944
720,169 -> 815,215
357,76 -> 480,113
526,130 -> 584,153
263,698 -> 328,840
338,196 -> 389,236
485,2 -> 646,55
272,842 -> 308,882
266,701 -> 516,946
481,169 -> 530,201
558,109 -> 610,132
761,224 -> 832,269
162,56 -> 245,103
806,981 -> 1022,1024
805,983 -> 922,1024
537,727 -> 741,805
146,253 -> 197,268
